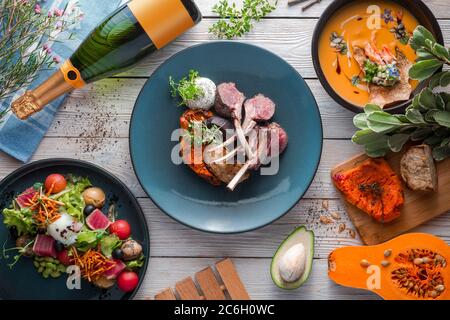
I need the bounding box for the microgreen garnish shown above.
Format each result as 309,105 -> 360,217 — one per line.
209,0 -> 277,39
352,26 -> 450,160
330,32 -> 348,55
351,76 -> 361,86
184,121 -> 223,146
169,70 -> 203,106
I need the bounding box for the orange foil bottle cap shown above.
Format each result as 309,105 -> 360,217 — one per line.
128,0 -> 195,49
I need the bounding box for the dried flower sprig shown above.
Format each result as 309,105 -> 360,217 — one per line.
209,0 -> 277,39
0,0 -> 83,122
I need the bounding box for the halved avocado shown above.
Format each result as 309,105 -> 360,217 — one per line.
271,226 -> 314,290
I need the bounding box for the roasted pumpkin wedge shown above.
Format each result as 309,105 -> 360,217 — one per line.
332,158 -> 404,223
328,233 -> 450,300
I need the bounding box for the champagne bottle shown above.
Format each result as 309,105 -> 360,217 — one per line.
11,0 -> 201,119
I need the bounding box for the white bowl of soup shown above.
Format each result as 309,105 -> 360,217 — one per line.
312,0 -> 443,113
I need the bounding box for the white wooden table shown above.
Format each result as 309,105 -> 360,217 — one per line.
1,0 -> 449,300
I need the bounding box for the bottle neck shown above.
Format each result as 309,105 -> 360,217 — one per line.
11,60 -> 84,120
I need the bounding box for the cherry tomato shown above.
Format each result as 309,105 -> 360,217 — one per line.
109,220 -> 131,240
57,250 -> 73,266
117,271 -> 139,292
44,174 -> 67,194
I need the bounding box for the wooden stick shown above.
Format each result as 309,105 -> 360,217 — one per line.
301,0 -> 321,11
288,0 -> 309,6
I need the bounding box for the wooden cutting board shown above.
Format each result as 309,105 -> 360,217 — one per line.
331,151 -> 450,245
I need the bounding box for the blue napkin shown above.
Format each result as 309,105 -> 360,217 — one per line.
0,0 -> 122,163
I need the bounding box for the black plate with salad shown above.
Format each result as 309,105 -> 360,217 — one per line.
0,159 -> 149,300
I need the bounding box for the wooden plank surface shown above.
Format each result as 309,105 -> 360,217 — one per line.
175,277 -> 204,300
154,288 -> 177,300
1,0 -> 449,300
195,267 -> 227,300
215,259 -> 251,300
331,152 -> 450,245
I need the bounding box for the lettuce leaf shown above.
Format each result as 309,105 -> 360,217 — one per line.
57,177 -> 91,221
125,254 -> 145,269
75,229 -> 105,251
2,208 -> 36,236
100,235 -> 122,258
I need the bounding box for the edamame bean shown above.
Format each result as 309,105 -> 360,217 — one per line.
33,261 -> 40,268
50,271 -> 61,278
38,266 -> 44,273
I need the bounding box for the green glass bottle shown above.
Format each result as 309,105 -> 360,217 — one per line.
12,0 -> 201,119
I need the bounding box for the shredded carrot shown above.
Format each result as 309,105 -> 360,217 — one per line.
72,248 -> 114,282
26,192 -> 64,227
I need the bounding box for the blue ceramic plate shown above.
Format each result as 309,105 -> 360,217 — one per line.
130,42 -> 323,233
0,159 -> 149,300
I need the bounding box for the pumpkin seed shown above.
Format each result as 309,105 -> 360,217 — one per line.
435,284 -> 445,292
330,211 -> 341,220
429,290 -> 438,298
360,259 -> 370,268
348,229 -> 356,239
422,257 -> 431,263
414,258 -> 424,265
322,200 -> 329,210
381,260 -> 390,267
384,249 -> 392,257
338,223 -> 346,233
319,215 -> 333,224
435,255 -> 444,262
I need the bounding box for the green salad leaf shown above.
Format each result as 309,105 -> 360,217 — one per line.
2,208 -> 36,236
75,229 -> 105,252
125,254 -> 145,269
56,177 -> 91,221
100,234 -> 122,258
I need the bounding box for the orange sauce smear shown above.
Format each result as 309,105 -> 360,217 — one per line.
318,0 -> 419,107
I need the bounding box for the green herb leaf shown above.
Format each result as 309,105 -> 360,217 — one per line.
433,111 -> 450,128
418,88 -> 436,110
364,104 -> 383,115
431,43 -> 450,60
433,145 -> 450,161
169,70 -> 203,106
366,111 -> 406,133
411,127 -> 433,141
388,134 -> 410,152
405,108 -> 425,124
353,113 -> 368,129
409,59 -> 443,81
424,134 -> 443,146
209,0 -> 277,39
440,72 -> 450,87
351,129 -> 384,145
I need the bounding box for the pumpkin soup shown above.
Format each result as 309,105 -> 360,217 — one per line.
318,0 -> 419,108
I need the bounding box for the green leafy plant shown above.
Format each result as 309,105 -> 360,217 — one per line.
169,70 -> 203,106
209,0 -> 277,39
0,0 -> 82,122
352,26 -> 450,161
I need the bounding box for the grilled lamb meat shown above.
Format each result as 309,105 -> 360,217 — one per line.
243,94 -> 275,127
215,83 -> 253,158
400,145 -> 437,192
215,83 -> 245,119
204,145 -> 250,184
227,122 -> 288,191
